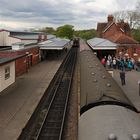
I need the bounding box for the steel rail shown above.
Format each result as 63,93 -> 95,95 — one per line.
18,48 -> 76,140
59,48 -> 77,140
32,48 -> 77,140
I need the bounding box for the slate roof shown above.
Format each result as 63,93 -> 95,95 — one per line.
117,22 -> 131,32
97,23 -> 107,32
96,15 -> 137,46
97,18 -> 131,37
108,34 -> 138,44
97,23 -> 108,37
0,54 -> 26,66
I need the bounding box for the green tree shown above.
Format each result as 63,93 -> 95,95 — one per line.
74,29 -> 96,40
131,29 -> 140,43
39,27 -> 55,34
56,24 -> 74,39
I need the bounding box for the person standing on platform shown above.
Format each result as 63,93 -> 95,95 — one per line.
120,58 -> 125,71
120,70 -> 126,85
101,57 -> 106,67
113,57 -> 117,69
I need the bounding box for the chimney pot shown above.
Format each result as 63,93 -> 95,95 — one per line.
108,15 -> 114,22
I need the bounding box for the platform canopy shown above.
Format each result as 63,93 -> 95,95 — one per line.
39,38 -> 70,50
87,37 -> 118,50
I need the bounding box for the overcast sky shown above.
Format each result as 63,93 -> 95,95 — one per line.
0,0 -> 138,30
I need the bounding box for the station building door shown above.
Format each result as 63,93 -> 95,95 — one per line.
26,54 -> 33,69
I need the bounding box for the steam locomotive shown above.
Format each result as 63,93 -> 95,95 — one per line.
72,38 -> 80,47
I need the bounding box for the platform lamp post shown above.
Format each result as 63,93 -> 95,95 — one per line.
138,80 -> 140,96
25,51 -> 29,72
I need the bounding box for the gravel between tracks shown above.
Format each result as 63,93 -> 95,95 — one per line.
62,50 -> 79,140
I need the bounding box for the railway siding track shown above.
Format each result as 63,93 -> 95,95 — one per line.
18,48 -> 77,140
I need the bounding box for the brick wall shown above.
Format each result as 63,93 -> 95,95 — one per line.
27,47 -> 39,65
16,47 -> 39,65
116,45 -> 140,61
0,46 -> 39,77
134,45 -> 140,60
103,24 -> 123,38
15,56 -> 27,77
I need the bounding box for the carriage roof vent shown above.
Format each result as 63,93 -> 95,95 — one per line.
108,133 -> 117,140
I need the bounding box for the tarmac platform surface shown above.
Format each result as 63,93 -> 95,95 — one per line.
113,69 -> 140,111
0,55 -> 65,140
0,50 -> 140,140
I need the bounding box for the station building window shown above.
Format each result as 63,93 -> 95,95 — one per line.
5,66 -> 10,80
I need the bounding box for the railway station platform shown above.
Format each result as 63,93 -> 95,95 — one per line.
113,70 -> 140,112
0,52 -> 68,140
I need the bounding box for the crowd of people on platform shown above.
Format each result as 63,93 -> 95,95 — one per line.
101,55 -> 135,71
101,54 -> 137,86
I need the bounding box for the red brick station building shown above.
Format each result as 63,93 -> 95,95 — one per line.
0,30 -> 70,92
96,15 -> 140,60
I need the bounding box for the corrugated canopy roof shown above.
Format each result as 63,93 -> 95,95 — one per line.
39,38 -> 70,50
87,37 -> 118,50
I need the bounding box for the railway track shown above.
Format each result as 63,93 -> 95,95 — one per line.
18,47 -> 77,140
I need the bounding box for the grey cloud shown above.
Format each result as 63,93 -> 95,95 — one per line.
115,0 -> 138,11
0,0 -> 138,30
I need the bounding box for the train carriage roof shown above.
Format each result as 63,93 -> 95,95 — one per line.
80,50 -> 137,114
79,105 -> 140,140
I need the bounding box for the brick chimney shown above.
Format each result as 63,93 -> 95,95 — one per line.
38,34 -> 42,42
44,34 -> 47,41
108,15 -> 114,22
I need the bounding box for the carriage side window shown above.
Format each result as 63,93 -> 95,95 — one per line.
5,66 -> 10,80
